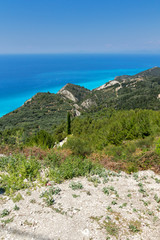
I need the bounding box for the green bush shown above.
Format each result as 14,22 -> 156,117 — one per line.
48,156 -> 101,183
64,136 -> 92,157
44,152 -> 61,168
69,181 -> 83,190
0,155 -> 40,194
27,130 -> 55,149
155,139 -> 160,155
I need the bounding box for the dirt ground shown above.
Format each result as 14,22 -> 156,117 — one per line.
0,170 -> 160,240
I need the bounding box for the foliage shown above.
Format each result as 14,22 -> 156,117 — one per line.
64,136 -> 92,157
14,205 -> 20,211
1,68 -> 160,134
0,92 -> 73,132
129,221 -> 141,233
0,209 -> 10,218
43,152 -> 62,168
27,130 -> 55,149
69,109 -> 158,150
67,112 -> 71,135
0,151 -> 102,194
40,187 -> 61,206
103,220 -> 119,237
155,138 -> 160,155
12,193 -> 24,202
69,181 -> 83,190
0,154 -> 40,194
48,156 -> 102,183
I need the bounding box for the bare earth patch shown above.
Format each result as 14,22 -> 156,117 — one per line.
0,170 -> 160,240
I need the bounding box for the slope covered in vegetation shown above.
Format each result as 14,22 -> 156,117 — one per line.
1,67 -> 160,132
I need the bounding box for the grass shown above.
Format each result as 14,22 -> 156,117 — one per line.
129,220 -> 141,233
0,152 -> 102,195
0,133 -> 159,197
52,207 -> 66,215
103,220 -> 119,237
26,190 -> 32,196
1,217 -> 14,225
103,187 -> 109,195
12,193 -> 24,203
0,154 -> 40,194
119,203 -> 127,208
111,201 -> 117,205
87,176 -> 101,187
40,186 -> 61,206
24,220 -> 32,226
72,194 -> 80,198
69,181 -> 83,190
154,194 -> 160,203
30,199 -> 36,204
0,209 -> 10,218
13,205 -> 20,211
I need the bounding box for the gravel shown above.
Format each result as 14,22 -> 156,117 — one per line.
0,170 -> 160,240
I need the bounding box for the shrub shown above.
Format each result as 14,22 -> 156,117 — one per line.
27,130 -> 55,149
69,181 -> 83,190
44,152 -> 61,168
0,209 -> 10,218
48,156 -> 101,183
64,136 -> 92,157
155,139 -> 160,155
0,154 -> 40,194
12,193 -> 24,203
40,187 -> 61,206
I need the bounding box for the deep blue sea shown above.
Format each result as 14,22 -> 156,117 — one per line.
0,54 -> 160,117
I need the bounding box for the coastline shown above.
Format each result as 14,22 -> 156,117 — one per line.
0,68 -> 145,118
1,53 -> 160,117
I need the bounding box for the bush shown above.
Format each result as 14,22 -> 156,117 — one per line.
0,154 -> 40,194
155,138 -> 160,155
48,156 -> 101,183
64,136 -> 92,157
28,130 -> 55,149
44,152 -> 61,168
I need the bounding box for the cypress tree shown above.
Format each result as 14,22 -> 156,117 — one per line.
67,112 -> 71,135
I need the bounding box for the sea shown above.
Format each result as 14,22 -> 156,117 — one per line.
0,54 -> 160,117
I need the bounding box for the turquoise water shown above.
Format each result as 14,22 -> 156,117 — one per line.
0,54 -> 160,117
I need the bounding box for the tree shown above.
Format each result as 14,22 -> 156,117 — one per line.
67,112 -> 71,135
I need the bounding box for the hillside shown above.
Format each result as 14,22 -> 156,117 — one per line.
1,68 -> 160,239
1,67 -> 160,131
94,66 -> 160,110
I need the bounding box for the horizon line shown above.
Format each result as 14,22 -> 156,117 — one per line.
1,52 -> 160,56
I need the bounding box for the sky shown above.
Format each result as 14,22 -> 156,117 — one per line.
0,0 -> 160,54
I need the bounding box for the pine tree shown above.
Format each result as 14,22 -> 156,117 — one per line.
67,112 -> 71,135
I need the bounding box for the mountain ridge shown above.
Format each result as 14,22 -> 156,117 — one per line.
1,66 -> 160,131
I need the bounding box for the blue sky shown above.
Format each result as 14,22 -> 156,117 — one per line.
0,0 -> 160,54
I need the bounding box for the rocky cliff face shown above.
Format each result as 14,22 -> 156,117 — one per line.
58,88 -> 78,102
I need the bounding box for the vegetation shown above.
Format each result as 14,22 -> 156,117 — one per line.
0,152 -> 102,194
67,112 -> 71,135
1,68 -> 160,196
1,67 -> 160,132
40,187 -> 61,206
0,154 -> 40,194
69,181 -> 83,190
1,108 -> 160,177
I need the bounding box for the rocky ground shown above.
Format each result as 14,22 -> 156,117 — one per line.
0,170 -> 160,240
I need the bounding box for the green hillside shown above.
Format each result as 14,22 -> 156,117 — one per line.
1,67 -> 160,132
